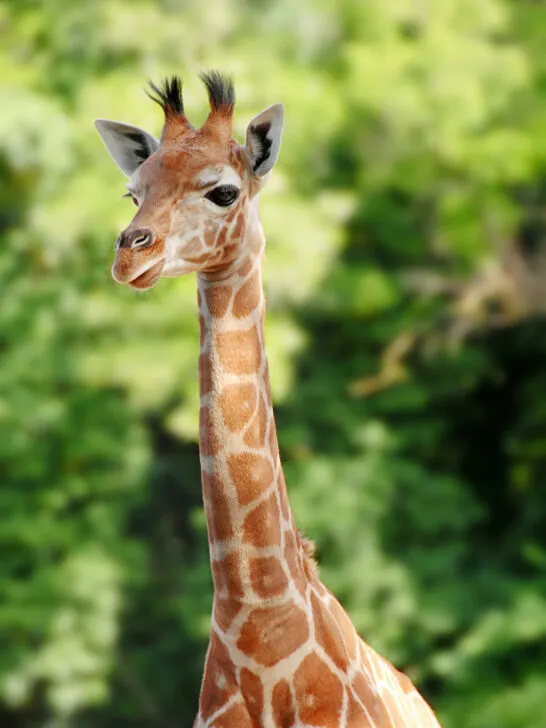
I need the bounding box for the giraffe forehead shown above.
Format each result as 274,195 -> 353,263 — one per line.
196,165 -> 242,189
135,143 -> 245,195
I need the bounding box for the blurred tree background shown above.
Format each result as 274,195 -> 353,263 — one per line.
1,0 -> 546,725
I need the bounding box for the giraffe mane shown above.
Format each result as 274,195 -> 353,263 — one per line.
299,531 -> 319,579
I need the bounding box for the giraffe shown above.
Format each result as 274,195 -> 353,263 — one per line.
95,71 -> 442,728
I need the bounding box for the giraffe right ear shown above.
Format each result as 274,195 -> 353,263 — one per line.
94,119 -> 159,177
244,104 -> 284,178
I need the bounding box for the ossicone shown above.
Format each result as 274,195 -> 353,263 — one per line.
146,76 -> 184,117
200,70 -> 235,115
145,71 -> 236,142
199,70 -> 235,140
146,75 -> 192,142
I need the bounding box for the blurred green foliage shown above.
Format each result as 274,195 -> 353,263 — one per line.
1,0 -> 546,726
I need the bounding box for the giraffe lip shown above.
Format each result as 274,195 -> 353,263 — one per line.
128,260 -> 165,290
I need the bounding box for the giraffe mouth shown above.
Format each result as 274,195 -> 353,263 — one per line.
128,259 -> 165,290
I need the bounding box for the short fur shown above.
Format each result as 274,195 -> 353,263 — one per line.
95,75 -> 442,728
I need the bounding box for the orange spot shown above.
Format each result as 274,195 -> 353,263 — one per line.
199,405 -> 221,456
240,667 -> 264,720
243,493 -> 281,548
272,679 -> 296,727
237,602 -> 309,666
219,382 -> 257,433
329,597 -> 358,663
216,327 -> 261,374
213,597 -> 241,632
223,243 -> 238,258
210,702 -> 254,728
204,220 -> 218,247
233,271 -> 259,318
199,632 -> 236,721
294,652 -> 343,725
243,392 -> 268,449
238,256 -> 253,277
227,452 -> 274,506
277,474 -> 291,521
283,530 -> 307,597
199,353 -> 213,396
205,285 -> 232,318
211,551 -> 244,599
201,470 -> 233,542
268,415 -> 280,462
351,672 -> 376,713
249,556 -> 289,599
189,252 -> 211,265
347,689 -> 372,726
311,592 -> 350,671
263,362 -> 273,405
232,211 -> 245,239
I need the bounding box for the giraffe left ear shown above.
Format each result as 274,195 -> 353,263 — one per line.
94,119 -> 159,177
244,104 -> 284,178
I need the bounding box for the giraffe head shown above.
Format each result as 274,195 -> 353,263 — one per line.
95,72 -> 283,289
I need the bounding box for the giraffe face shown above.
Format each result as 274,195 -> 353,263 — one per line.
95,73 -> 283,289
112,137 -> 252,289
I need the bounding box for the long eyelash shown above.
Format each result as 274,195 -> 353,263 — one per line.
122,193 -> 132,199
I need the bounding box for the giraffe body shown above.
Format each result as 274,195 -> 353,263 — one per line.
95,72 -> 442,728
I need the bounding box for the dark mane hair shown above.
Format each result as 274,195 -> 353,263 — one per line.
146,76 -> 184,116
199,70 -> 235,112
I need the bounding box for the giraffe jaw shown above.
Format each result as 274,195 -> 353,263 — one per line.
161,258 -> 204,277
127,259 -> 165,290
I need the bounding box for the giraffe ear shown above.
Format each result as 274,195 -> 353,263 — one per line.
244,104 -> 284,178
94,119 -> 159,177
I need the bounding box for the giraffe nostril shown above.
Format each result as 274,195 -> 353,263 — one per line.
116,228 -> 156,251
130,230 -> 155,249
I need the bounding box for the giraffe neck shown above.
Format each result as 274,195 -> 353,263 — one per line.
196,243 -> 308,614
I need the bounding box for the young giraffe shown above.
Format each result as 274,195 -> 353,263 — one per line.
95,72 -> 441,728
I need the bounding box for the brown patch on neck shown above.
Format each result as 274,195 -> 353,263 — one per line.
233,270 -> 260,318
204,285 -> 232,318
199,632 -> 236,721
197,263 -> 312,611
210,703 -> 254,728
237,602 -> 309,666
272,679 -> 296,728
215,327 -> 262,375
240,668 -> 264,721
294,653 -> 344,723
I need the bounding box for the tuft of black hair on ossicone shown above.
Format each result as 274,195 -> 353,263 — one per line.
146,76 -> 184,116
199,70 -> 235,112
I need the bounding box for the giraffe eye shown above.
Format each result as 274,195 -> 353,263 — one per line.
123,193 -> 139,207
205,185 -> 239,207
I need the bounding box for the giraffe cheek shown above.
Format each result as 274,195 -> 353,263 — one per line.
182,235 -> 205,259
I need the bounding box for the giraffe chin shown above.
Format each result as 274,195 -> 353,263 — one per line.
127,260 -> 165,290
